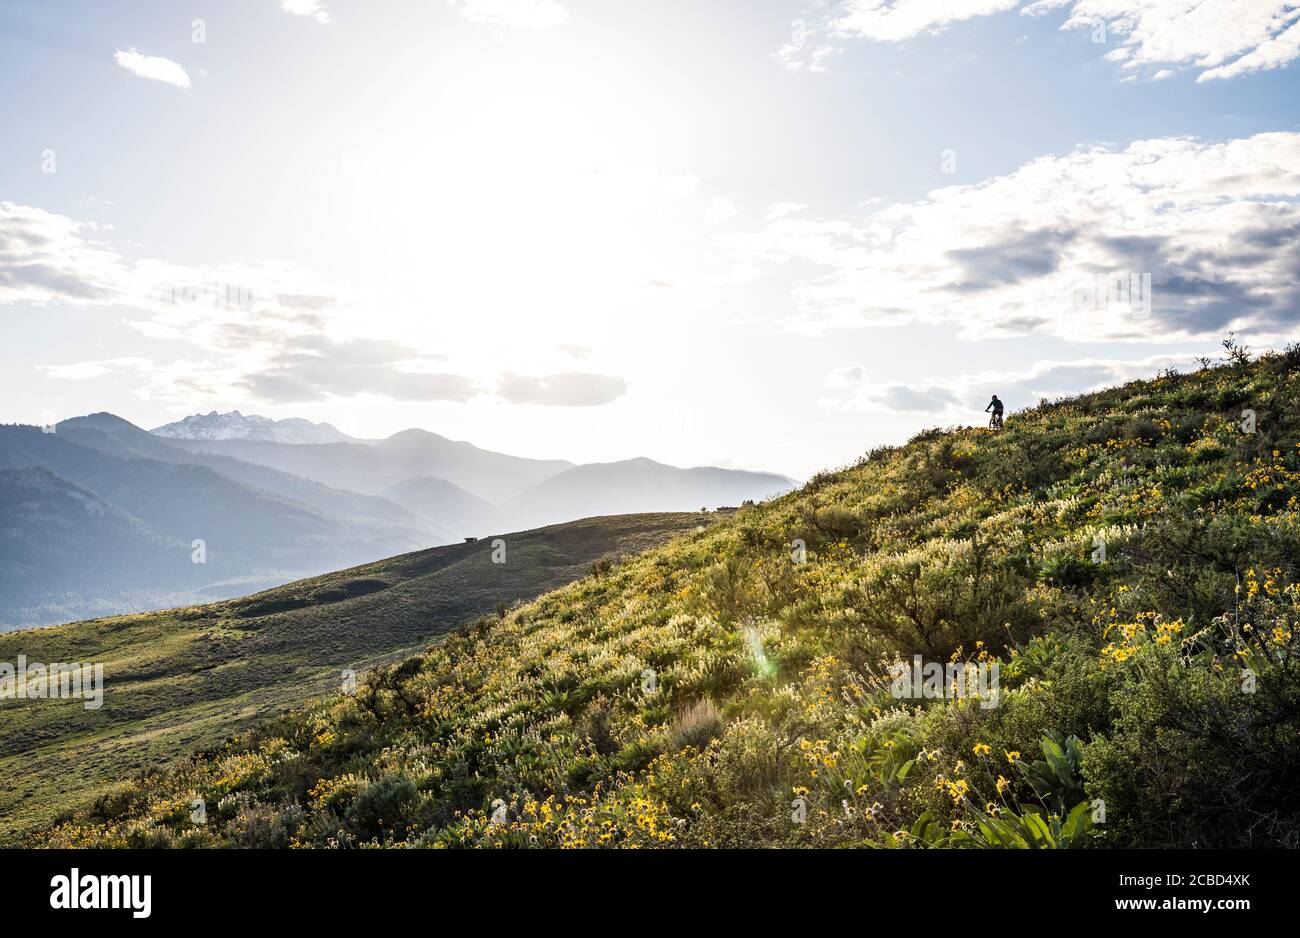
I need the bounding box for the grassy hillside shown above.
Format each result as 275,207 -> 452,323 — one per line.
33,351 -> 1300,849
0,512 -> 706,843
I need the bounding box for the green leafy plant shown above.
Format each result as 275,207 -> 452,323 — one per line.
1020,731 -> 1088,817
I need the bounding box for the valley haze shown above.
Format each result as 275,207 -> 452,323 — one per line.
0,409 -> 794,630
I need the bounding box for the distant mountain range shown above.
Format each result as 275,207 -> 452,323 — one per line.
0,411 -> 795,629
174,428 -> 574,503
152,410 -> 357,444
503,457 -> 795,530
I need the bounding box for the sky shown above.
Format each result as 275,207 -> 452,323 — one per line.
1,0 -> 1298,480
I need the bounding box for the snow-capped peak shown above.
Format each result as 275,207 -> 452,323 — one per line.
150,411 -> 356,444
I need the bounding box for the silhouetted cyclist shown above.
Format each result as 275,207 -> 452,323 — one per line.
985,394 -> 1004,430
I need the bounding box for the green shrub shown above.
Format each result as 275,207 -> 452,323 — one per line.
345,775 -> 419,842
1039,555 -> 1097,590
228,803 -> 303,849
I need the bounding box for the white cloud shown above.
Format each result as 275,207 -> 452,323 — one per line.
775,20 -> 838,73
113,49 -> 191,89
498,372 -> 628,406
766,202 -> 809,221
38,358 -> 152,380
1057,1 -> 1300,82
705,196 -> 741,227
820,352 -> 1200,415
1195,15 -> 1300,80
245,338 -> 480,403
787,1 -> 1300,81
833,0 -> 1021,43
825,364 -> 870,388
724,132 -> 1300,343
820,364 -> 961,413
0,201 -> 130,304
450,0 -> 569,29
2,200 -> 639,408
281,0 -> 330,23
776,44 -> 837,73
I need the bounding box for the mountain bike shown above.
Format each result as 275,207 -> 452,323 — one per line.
988,412 -> 1004,431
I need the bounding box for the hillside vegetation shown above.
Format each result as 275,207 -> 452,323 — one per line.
39,350 -> 1300,848
0,513 -> 705,843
